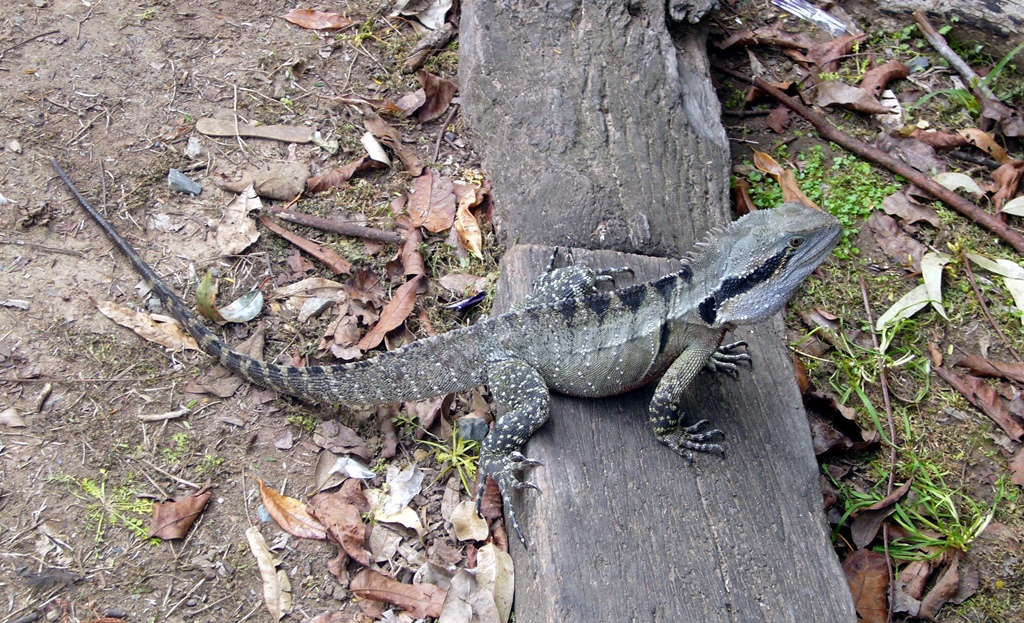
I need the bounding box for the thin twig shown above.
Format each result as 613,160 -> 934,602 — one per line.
913,10 -> 995,100
434,103 -> 459,162
0,30 -> 59,59
963,257 -> 1022,361
0,236 -> 83,257
267,207 -> 404,245
858,275 -> 898,623
730,69 -> 1024,256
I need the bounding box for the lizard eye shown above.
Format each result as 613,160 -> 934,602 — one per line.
788,236 -> 805,250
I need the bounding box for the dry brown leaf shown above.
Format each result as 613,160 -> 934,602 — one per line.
955,356 -> 1024,384
764,104 -> 790,133
314,420 -> 372,461
991,160 -> 1024,211
364,113 -> 424,175
815,81 -> 890,114
808,33 -> 866,73
93,298 -> 200,352
1009,448 -> 1024,485
148,481 -> 211,539
259,216 -> 352,275
407,169 -> 456,232
859,60 -> 909,98
401,227 -> 426,277
909,129 -> 969,150
935,367 -> 1024,441
979,97 -> 1024,137
415,70 -> 458,123
257,478 -> 328,540
894,559 -> 932,615
307,156 -> 386,193
866,211 -> 927,271
957,128 -> 1011,164
246,526 -> 292,621
453,182 -> 484,258
350,569 -> 446,619
357,275 -> 425,350
751,151 -> 819,208
881,191 -> 941,228
309,492 -> 372,566
280,8 -> 355,30
920,553 -> 961,619
732,178 -> 756,216
438,569 -> 502,623
843,548 -> 889,623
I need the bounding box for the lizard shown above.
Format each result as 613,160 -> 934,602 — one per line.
50,158 -> 841,543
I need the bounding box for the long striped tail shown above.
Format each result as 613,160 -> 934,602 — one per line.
51,158 -> 486,406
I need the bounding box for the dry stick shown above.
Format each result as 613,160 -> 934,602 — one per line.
434,103 -> 459,162
913,10 -> 995,100
748,75 -> 1024,256
963,258 -> 1023,361
266,207 -> 404,245
0,29 -> 59,58
858,275 -> 899,623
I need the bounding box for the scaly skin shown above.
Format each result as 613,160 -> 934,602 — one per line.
52,158 -> 841,544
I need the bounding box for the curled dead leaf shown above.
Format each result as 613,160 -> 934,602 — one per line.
350,568 -> 446,619
358,275 -> 425,350
257,477 -> 328,540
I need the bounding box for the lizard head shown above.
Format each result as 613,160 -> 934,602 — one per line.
691,202 -> 840,327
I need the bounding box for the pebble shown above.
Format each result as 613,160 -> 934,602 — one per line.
168,169 -> 202,196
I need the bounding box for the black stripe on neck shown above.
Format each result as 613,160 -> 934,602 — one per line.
701,248 -> 790,325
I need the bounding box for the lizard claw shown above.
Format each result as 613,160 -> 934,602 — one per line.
475,450 -> 543,545
706,341 -> 752,377
657,419 -> 726,461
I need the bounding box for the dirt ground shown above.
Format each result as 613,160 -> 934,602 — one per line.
2,1 -> 1023,622
0,1 -> 477,621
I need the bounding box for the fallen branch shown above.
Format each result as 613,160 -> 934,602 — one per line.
913,10 -> 995,100
266,207 -> 404,245
258,216 -> 353,275
746,74 -> 1024,255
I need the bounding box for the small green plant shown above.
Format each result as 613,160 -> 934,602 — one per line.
831,458 -> 1003,561
162,431 -> 191,466
745,145 -> 901,259
421,431 -> 480,494
909,41 -> 1024,113
198,453 -> 225,475
66,470 -> 155,542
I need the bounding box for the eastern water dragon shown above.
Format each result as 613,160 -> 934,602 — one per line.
51,158 -> 841,542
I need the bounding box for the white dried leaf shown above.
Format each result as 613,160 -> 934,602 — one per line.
875,283 -> 932,332
1000,195 -> 1024,217
245,526 -> 292,621
921,252 -> 950,319
450,500 -> 489,542
218,290 -> 263,323
476,544 -> 514,623
931,172 -> 983,197
214,184 -> 261,256
361,131 -> 391,166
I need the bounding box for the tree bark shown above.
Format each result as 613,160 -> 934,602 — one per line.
461,1 -> 857,621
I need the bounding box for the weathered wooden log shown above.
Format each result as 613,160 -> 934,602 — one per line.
462,0 -> 858,620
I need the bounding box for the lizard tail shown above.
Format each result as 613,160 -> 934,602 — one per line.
52,158 -> 487,406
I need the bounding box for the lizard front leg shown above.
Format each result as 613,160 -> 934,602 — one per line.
477,357 -> 549,544
649,336 -> 727,460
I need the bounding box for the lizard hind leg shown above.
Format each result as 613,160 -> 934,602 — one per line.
477,357 -> 551,545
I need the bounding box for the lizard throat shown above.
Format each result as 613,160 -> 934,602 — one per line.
699,248 -> 790,325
